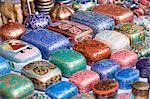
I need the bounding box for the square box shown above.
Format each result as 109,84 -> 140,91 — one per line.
21,60 -> 62,91
0,39 -> 42,72
69,70 -> 100,93
49,49 -> 86,77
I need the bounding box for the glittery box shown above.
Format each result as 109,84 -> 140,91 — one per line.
21,60 -> 62,91
0,74 -> 34,99
115,68 -> 140,89
45,81 -> 78,99
21,29 -> 71,59
93,4 -> 134,24
49,49 -> 86,77
91,59 -> 120,79
94,30 -> 130,53
69,70 -> 100,93
73,39 -> 111,66
71,11 -> 115,34
111,50 -> 138,68
48,20 -> 93,44
0,40 -> 42,72
0,56 -> 10,77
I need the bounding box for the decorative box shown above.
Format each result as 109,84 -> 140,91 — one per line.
0,22 -> 26,40
31,93 -> 50,99
110,50 -> 138,68
117,93 -> 134,99
24,13 -> 51,30
21,60 -> 62,91
48,20 -> 93,44
0,74 -> 34,99
21,29 -> 71,59
0,56 -> 10,77
0,39 -> 42,72
69,70 -> 100,93
92,80 -> 119,99
115,23 -> 146,45
93,4 -> 134,24
45,81 -> 78,99
115,68 -> 140,89
71,11 -> 115,34
94,30 -> 130,53
91,59 -> 120,79
132,81 -> 150,99
49,49 -> 86,77
72,92 -> 95,99
73,39 -> 111,66
55,0 -> 73,6
136,58 -> 150,78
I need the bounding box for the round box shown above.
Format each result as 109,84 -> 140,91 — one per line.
115,68 -> 140,89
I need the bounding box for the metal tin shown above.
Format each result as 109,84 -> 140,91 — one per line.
94,30 -> 130,53
73,39 -> 111,66
71,11 -> 115,34
0,56 -> 10,77
115,23 -> 146,45
21,60 -> 62,91
93,4 -> 134,24
91,59 -> 120,80
48,20 -> 93,44
0,22 -> 26,40
0,74 -> 34,99
49,49 -> 86,77
45,81 -> 78,99
132,81 -> 150,99
115,68 -> 140,89
21,29 -> 71,60
72,92 -> 95,99
110,50 -> 138,69
0,39 -> 42,72
69,70 -> 100,93
92,80 -> 119,99
136,58 -> 150,78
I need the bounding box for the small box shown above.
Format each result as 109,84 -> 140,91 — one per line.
91,59 -> 120,79
111,50 -> 138,69
45,81 -> 78,99
48,20 -> 93,44
71,11 -> 115,34
21,29 -> 71,59
73,39 -> 111,66
94,30 -> 130,53
0,39 -> 42,72
49,49 -> 86,77
21,60 -> 62,91
69,70 -> 100,93
93,4 -> 134,24
0,74 -> 34,99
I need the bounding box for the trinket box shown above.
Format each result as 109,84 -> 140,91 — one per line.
115,23 -> 146,45
110,50 -> 138,68
49,49 -> 86,77
115,68 -> 140,89
21,29 -> 71,59
72,92 -> 95,99
48,20 -> 93,44
71,11 -> 115,34
92,80 -> 119,99
94,30 -> 130,53
0,74 -> 34,99
24,13 -> 51,30
132,81 -> 150,99
91,59 -> 120,79
46,81 -> 78,99
69,70 -> 100,93
0,56 -> 10,77
21,60 -> 62,91
93,4 -> 134,24
0,39 -> 42,72
73,39 -> 111,66
136,58 -> 150,78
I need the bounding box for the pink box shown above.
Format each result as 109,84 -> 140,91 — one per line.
69,70 -> 100,93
